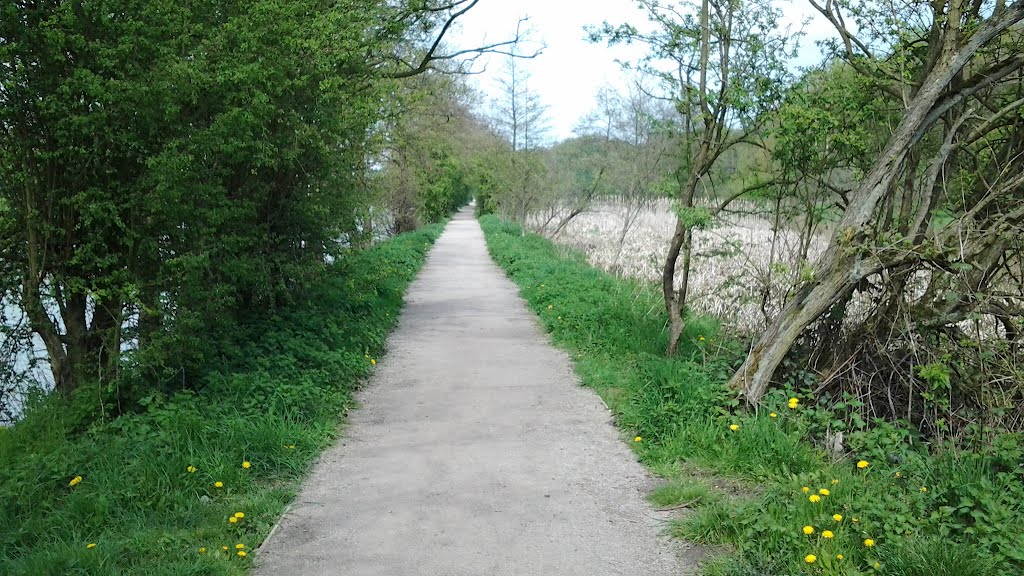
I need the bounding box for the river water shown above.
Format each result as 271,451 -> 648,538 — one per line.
1,301 -> 52,424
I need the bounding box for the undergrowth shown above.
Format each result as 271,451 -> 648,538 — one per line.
0,224 -> 444,576
480,215 -> 1024,576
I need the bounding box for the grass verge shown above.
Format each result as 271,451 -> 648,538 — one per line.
0,224 -> 444,576
479,215 -> 1023,576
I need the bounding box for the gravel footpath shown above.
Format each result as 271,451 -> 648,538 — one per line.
253,209 -> 694,576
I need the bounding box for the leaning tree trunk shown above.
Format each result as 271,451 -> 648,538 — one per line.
728,2 -> 1024,403
727,249 -> 882,404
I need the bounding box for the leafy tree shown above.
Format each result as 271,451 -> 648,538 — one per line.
374,72 -> 476,233
592,0 -> 797,354
0,0 -> 513,403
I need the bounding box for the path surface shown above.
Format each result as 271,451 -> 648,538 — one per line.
254,209 -> 691,576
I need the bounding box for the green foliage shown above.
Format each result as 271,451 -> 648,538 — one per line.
0,225 -> 443,575
878,537 -> 998,576
0,0 -> 454,398
480,216 -> 1023,576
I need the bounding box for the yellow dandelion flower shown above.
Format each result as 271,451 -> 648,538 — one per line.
69,476 -> 83,487
187,465 -> 197,474
803,525 -> 814,535
214,481 -> 223,488
242,461 -> 251,469
895,471 -> 901,478
234,512 -> 245,519
229,517 -> 238,524
288,444 -> 295,449
864,538 -> 875,547
833,514 -> 843,522
199,547 -> 207,554
634,436 -> 642,443
836,554 -> 844,560
769,412 -> 777,418
697,335 -> 706,341
237,551 -> 247,557
235,544 -> 245,549
819,488 -> 830,496
857,460 -> 869,469
805,554 -> 817,564
370,358 -> 376,365
802,486 -> 811,493
822,530 -> 834,539
831,479 -> 839,485
547,305 -> 553,310
788,397 -> 799,408
729,424 -> 740,431
920,486 -> 928,492
809,494 -> 821,503
86,543 -> 96,549
222,546 -> 229,551
874,562 -> 880,568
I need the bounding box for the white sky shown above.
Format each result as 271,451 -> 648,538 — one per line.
450,0 -> 839,141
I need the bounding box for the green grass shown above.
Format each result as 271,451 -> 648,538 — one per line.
0,224 -> 444,576
648,478 -> 714,509
479,215 -> 1024,576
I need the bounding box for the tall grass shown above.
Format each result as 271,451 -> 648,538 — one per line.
0,224 -> 444,576
481,215 -> 1023,576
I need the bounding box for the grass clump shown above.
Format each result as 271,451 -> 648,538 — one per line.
0,224 -> 444,576
480,215 -> 1023,576
648,478 -> 714,509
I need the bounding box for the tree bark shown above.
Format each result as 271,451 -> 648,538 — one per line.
729,248 -> 885,403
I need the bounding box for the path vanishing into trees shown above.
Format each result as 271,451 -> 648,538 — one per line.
254,208 -> 693,575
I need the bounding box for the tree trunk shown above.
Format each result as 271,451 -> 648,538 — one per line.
728,249 -> 882,403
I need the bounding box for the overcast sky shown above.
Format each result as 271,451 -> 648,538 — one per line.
450,0 -> 839,141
